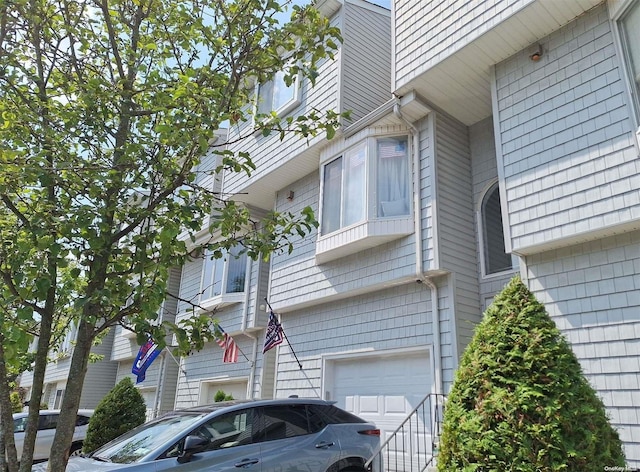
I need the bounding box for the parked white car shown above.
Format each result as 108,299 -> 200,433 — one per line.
12,409 -> 94,463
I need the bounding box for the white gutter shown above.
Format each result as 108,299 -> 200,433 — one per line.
240,255 -> 259,400
393,100 -> 443,397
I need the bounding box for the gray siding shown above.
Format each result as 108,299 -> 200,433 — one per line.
174,334 -> 257,408
495,4 -> 640,253
434,112 -> 482,360
470,116 -> 517,305
274,283 -> 442,397
523,230 -> 640,466
177,255 -> 204,316
394,0 -> 532,90
268,169 -> 417,309
341,2 -> 391,125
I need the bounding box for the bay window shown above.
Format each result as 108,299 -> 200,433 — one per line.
200,246 -> 247,306
317,134 -> 412,262
320,135 -> 410,235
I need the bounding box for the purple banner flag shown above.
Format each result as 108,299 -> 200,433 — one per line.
263,311 -> 284,354
132,338 -> 162,383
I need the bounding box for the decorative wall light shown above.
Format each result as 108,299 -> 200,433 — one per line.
530,44 -> 543,62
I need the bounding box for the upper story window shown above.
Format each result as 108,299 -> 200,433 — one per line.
481,182 -> 512,276
619,0 -> 640,123
200,246 -> 247,306
316,133 -> 413,263
256,68 -> 301,117
320,136 -> 410,235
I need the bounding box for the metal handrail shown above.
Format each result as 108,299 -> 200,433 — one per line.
365,393 -> 446,472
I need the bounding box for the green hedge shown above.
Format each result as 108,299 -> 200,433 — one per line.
438,276 -> 625,471
83,377 -> 147,453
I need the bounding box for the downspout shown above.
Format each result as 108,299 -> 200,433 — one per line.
393,100 -> 443,397
241,256 -> 259,399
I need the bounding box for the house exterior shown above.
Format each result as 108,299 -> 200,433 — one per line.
22,0 -> 640,467
19,328 -> 118,410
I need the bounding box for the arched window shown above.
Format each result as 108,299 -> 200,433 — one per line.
481,182 -> 512,275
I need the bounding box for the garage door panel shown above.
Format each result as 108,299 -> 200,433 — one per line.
329,352 -> 432,472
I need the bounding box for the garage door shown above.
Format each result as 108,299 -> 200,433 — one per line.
329,352 -> 432,471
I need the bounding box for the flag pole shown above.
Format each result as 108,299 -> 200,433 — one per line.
264,298 -> 320,398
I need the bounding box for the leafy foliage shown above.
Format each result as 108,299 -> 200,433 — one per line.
82,377 -> 147,454
214,390 -> 234,402
438,276 -> 625,472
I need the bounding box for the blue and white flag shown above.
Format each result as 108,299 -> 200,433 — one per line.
263,311 -> 284,354
132,338 -> 162,384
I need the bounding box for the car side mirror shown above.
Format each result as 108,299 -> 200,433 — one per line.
177,435 -> 208,464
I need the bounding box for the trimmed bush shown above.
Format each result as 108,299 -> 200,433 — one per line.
83,377 -> 147,453
214,390 -> 234,402
438,276 -> 625,471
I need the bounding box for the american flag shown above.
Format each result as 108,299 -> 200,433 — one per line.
263,310 -> 284,354
215,326 -> 239,363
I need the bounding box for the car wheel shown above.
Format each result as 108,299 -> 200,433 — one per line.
69,443 -> 83,456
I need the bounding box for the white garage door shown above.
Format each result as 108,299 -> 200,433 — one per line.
329,352 -> 432,471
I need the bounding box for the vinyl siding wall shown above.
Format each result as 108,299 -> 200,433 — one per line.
268,168 -> 417,309
494,4 -> 640,254
470,117 -> 517,307
394,0 -> 532,90
222,14 -> 341,200
341,3 -> 392,125
523,230 -> 640,467
273,282 -> 442,398
434,112 -> 482,361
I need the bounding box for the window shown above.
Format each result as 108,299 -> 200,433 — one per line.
481,183 -> 512,275
53,389 -> 65,409
320,136 -> 410,235
256,69 -> 300,117
254,405 -> 312,442
38,413 -> 59,431
619,1 -> 640,121
181,409 -> 254,452
200,246 -> 247,303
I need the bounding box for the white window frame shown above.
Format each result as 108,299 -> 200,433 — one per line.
255,67 -> 301,118
478,181 -> 513,278
199,246 -> 248,311
316,131 -> 413,263
613,0 -> 640,152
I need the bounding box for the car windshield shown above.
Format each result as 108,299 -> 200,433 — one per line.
91,413 -> 205,464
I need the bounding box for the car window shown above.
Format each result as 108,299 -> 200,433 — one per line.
163,409 -> 254,458
92,413 -> 205,464
316,404 -> 365,424
76,414 -> 91,426
14,417 -> 28,433
38,414 -> 58,431
306,405 -> 329,433
254,405 -> 310,442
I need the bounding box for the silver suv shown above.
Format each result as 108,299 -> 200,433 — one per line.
13,409 -> 94,463
33,398 -> 380,472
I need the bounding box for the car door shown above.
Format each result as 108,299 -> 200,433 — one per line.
155,408 -> 261,472
256,404 -> 341,472
33,413 -> 59,461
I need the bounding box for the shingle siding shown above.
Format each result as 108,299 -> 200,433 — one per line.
273,282 -> 446,398
470,117 -> 517,306
524,230 -> 640,465
394,0 -> 531,90
495,4 -> 640,253
341,3 -> 391,124
434,112 -> 482,362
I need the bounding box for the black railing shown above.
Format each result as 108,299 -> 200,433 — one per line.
365,393 -> 446,472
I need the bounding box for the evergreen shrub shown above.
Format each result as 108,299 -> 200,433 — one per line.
438,276 -> 625,471
82,377 -> 147,453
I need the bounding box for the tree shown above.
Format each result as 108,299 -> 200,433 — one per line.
437,276 -> 626,471
0,1 -> 343,471
82,377 -> 146,454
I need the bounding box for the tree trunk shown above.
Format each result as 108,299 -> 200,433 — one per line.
0,336 -> 19,472
17,311 -> 54,472
46,317 -> 95,472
